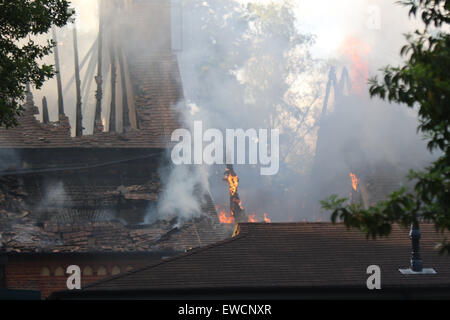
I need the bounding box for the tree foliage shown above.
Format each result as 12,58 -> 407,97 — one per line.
321,0 -> 450,253
0,0 -> 74,127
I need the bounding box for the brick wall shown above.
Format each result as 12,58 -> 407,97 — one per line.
5,254 -> 163,299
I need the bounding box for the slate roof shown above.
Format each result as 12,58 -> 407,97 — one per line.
69,223 -> 450,292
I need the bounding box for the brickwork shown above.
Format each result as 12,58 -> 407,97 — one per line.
5,255 -> 156,298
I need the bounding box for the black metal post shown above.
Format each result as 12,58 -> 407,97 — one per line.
410,222 -> 423,272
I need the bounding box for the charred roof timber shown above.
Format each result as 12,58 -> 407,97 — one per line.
42,97 -> 50,124
109,40 -> 117,133
72,25 -> 83,137
94,0 -> 104,134
52,26 -> 65,116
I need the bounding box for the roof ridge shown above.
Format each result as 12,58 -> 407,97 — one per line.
81,231 -> 247,290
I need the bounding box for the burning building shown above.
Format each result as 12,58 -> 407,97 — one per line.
0,0 -> 231,299
307,66 -> 431,218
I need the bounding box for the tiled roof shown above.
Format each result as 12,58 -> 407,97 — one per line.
74,223 -> 449,291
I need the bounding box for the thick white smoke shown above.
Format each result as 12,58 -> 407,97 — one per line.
148,101 -> 212,224
154,163 -> 210,225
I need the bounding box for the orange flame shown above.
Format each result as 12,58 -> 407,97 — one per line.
218,208 -> 235,224
246,212 -> 272,223
263,213 -> 271,223
248,213 -> 257,223
339,36 -> 371,95
350,172 -> 359,191
227,174 -> 238,196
